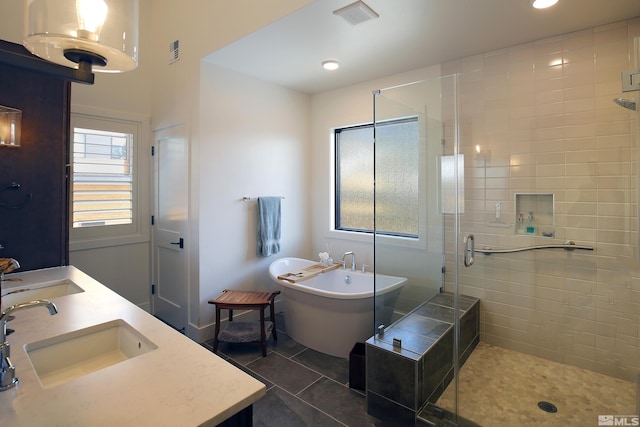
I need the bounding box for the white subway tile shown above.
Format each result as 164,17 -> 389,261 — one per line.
450,19 -> 639,376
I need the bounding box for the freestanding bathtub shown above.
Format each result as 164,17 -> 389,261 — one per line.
269,257 -> 407,358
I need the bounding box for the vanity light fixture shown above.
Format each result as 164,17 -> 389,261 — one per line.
23,0 -> 139,76
530,0 -> 559,9
0,106 -> 22,148
322,60 -> 340,71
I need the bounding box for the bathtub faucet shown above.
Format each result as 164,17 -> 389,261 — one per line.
342,251 -> 356,271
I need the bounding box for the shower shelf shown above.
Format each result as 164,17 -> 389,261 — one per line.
478,240 -> 593,255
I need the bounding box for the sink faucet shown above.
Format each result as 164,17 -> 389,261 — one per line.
0,299 -> 58,391
342,251 -> 356,271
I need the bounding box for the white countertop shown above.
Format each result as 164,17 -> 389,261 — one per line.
0,266 -> 266,426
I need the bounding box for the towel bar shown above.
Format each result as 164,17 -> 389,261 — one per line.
242,196 -> 285,202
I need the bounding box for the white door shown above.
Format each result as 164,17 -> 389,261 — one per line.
152,124 -> 188,333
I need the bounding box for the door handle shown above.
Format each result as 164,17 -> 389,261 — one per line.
463,234 -> 474,267
170,238 -> 184,249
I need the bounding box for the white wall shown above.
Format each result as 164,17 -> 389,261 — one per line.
195,62 -> 312,339
310,65 -> 441,256
309,65 -> 446,312
147,0 -> 313,339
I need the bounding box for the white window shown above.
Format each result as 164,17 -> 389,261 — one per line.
72,127 -> 133,228
70,111 -> 148,249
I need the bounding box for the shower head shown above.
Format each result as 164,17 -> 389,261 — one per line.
613,97 -> 636,111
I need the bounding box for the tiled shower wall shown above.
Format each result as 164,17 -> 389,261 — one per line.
442,18 -> 640,381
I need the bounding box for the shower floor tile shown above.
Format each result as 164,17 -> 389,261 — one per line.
436,342 -> 637,427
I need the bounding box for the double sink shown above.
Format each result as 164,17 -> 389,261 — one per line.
2,278 -> 157,389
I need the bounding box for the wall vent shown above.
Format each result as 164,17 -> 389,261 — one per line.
168,40 -> 180,64
333,1 -> 379,26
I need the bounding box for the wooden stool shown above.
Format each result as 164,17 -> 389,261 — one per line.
208,289 -> 280,357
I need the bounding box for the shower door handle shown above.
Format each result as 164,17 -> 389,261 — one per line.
464,234 -> 475,267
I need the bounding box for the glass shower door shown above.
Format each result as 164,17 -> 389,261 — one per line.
367,75 -> 467,425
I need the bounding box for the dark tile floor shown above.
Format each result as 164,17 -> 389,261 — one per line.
202,314 -> 387,427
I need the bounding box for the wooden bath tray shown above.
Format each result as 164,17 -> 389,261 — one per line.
277,262 -> 341,283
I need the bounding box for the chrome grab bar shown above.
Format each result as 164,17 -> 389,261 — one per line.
477,240 -> 593,255
463,234 -> 475,267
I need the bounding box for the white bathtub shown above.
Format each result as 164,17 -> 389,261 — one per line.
269,257 -> 407,358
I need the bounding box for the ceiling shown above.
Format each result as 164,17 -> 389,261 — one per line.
204,0 -> 640,94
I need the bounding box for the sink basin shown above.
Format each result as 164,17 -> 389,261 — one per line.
2,279 -> 84,307
25,319 -> 158,388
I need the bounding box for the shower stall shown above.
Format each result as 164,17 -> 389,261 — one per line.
367,26 -> 640,426
367,75 -> 478,426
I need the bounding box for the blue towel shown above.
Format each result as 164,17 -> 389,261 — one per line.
257,197 -> 281,257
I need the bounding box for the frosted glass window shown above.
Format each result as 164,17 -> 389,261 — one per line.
335,117 -> 419,237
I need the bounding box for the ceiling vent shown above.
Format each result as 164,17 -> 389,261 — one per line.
333,1 -> 379,26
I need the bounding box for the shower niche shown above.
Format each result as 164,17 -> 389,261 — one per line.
514,193 -> 555,237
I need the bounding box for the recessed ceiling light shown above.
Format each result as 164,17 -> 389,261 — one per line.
322,60 -> 340,71
530,0 -> 559,9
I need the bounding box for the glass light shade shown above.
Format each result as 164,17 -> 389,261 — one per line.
23,0 -> 139,73
0,106 -> 22,148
